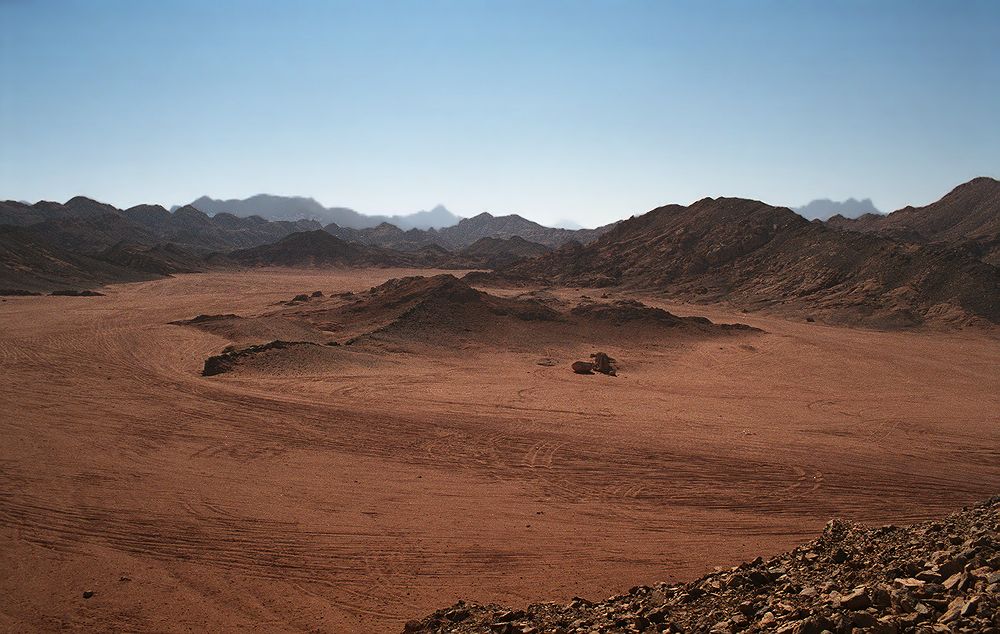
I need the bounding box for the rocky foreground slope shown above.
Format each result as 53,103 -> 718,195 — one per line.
405,498 -> 999,633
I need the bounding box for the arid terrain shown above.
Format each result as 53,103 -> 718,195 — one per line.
1,268 -> 997,632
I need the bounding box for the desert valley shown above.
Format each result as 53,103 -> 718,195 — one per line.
3,3 -> 1000,630
1,177 -> 998,632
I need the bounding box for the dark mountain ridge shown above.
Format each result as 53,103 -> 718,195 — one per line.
325,211 -> 614,251
827,176 -> 1000,266
493,186 -> 1000,327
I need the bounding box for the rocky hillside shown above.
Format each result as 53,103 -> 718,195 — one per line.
405,497 -> 1000,633
0,197 -> 322,291
0,197 -> 322,253
827,177 -> 1000,266
495,195 -> 1000,328
456,236 -> 551,269
0,225 -> 159,292
227,229 -> 407,267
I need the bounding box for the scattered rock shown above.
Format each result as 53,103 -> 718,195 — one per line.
50,289 -> 104,296
590,351 -> 616,375
82,590 -> 94,599
400,496 -> 1000,633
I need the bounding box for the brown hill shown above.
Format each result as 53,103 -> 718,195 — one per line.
174,274 -> 758,375
97,242 -> 206,275
496,196 -> 999,328
324,213 -> 614,251
455,236 -> 551,269
437,212 -> 610,248
0,225 -> 158,293
20,213 -> 157,253
343,274 -> 561,342
0,197 -> 324,254
227,229 -> 408,267
827,177 -> 1000,265
0,196 -> 119,226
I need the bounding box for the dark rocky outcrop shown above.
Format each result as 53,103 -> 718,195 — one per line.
827,176 -> 1000,266
492,190 -> 1000,328
202,340 -> 320,376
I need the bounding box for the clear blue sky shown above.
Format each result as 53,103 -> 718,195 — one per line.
1,0 -> 998,226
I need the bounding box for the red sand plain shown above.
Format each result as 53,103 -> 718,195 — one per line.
1,268 -> 998,632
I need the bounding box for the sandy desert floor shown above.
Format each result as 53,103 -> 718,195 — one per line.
1,268 -> 998,632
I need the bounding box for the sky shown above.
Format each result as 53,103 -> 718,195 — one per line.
1,0 -> 998,227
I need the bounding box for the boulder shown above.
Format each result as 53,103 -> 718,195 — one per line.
590,352 -> 616,375
571,361 -> 594,374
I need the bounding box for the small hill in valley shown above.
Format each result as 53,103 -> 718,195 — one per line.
227,230 -> 406,267
455,236 -> 551,269
173,274 -> 759,375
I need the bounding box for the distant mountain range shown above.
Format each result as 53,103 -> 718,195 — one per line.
0,196 -> 605,292
324,212 -> 615,251
3,179 -> 997,328
794,197 -> 880,221
176,194 -> 463,230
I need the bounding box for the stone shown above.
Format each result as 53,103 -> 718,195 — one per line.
840,588 -> 871,610
960,595 -> 980,617
939,597 -> 966,623
571,361 -> 594,374
589,352 -> 616,375
916,569 -> 943,583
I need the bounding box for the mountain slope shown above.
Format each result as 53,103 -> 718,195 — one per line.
497,196 -> 1000,327
827,177 -> 1000,265
324,212 -> 613,251
456,236 -> 551,269
0,225 -> 159,292
228,230 -> 408,267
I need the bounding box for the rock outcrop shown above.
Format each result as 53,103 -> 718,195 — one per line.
404,497 -> 1000,633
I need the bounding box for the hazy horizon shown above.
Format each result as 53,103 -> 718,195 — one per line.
2,0 -> 998,226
